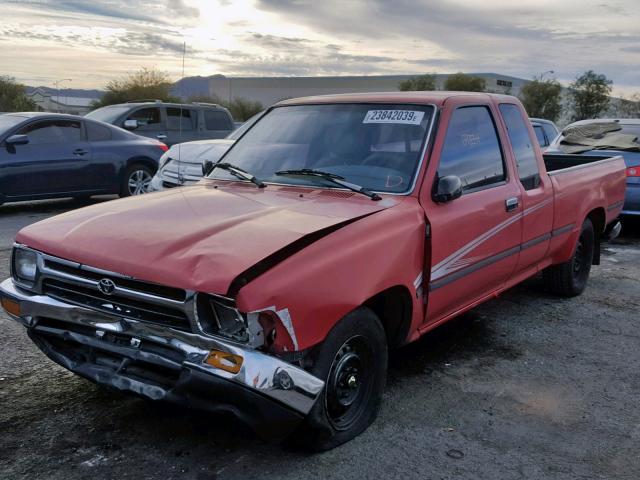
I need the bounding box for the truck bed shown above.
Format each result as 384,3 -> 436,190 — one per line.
543,153 -> 617,174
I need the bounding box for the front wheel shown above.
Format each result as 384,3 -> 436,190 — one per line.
543,218 -> 595,297
291,307 -> 387,451
121,164 -> 154,197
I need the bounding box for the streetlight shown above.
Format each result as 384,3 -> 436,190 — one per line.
53,78 -> 72,112
540,70 -> 555,80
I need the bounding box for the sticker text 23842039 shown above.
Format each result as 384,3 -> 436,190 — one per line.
363,110 -> 425,125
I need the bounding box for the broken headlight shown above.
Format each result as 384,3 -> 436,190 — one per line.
13,247 -> 38,283
196,294 -> 249,343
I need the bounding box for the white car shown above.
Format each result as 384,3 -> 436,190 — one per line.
149,111 -> 263,191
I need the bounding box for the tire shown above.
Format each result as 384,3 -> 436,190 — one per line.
121,164 -> 154,197
291,307 -> 387,451
543,218 -> 595,297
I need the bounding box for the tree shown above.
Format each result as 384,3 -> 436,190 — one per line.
615,93 -> 640,118
519,76 -> 563,121
444,72 -> 486,92
398,74 -> 437,91
92,67 -> 180,108
0,76 -> 37,112
569,70 -> 612,121
188,94 -> 263,121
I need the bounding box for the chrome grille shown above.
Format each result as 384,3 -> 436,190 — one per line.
38,255 -> 194,332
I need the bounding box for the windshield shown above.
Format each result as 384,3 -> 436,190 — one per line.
227,111 -> 264,140
210,103 -> 434,194
0,114 -> 27,133
85,105 -> 131,124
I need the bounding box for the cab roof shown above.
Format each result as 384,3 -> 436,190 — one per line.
276,91 -> 518,107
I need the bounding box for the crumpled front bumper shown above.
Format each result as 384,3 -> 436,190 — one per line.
0,278 -> 324,440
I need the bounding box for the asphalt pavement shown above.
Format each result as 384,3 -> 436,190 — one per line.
1,198 -> 639,480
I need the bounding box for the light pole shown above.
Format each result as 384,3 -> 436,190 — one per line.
53,78 -> 72,112
540,70 -> 555,81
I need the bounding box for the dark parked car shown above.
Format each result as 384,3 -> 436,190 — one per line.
149,110 -> 265,191
530,117 -> 559,149
0,113 -> 168,206
547,118 -> 640,216
86,101 -> 235,146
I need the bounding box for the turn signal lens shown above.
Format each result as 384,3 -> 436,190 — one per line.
205,350 -> 243,374
1,298 -> 21,316
626,167 -> 639,177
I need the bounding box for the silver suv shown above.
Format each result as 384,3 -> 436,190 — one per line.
86,101 -> 235,146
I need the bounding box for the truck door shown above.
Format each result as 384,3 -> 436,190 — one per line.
419,100 -> 522,324
498,103 -> 553,275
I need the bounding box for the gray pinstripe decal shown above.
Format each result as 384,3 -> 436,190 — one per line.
428,223 -> 575,291
430,197 -> 553,281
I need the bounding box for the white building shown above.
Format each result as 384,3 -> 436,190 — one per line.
27,88 -> 98,115
208,73 -> 529,106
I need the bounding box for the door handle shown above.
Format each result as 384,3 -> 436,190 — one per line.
156,134 -> 167,140
505,197 -> 519,212
73,148 -> 88,156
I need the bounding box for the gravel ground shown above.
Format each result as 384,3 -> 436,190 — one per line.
1,198 -> 639,480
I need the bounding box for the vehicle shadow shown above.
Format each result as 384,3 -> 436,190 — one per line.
0,196 -> 116,216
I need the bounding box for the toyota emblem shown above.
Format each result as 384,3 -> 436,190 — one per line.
97,278 -> 116,296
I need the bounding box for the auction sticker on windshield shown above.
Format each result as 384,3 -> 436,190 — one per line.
363,110 -> 425,125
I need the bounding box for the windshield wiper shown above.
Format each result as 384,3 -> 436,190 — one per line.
211,162 -> 265,188
275,169 -> 381,201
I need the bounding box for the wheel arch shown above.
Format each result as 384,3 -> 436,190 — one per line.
363,285 -> 413,349
586,207 -> 605,265
125,156 -> 158,175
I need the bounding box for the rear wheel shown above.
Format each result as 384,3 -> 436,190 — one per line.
543,218 -> 595,297
121,164 -> 153,197
291,307 -> 387,451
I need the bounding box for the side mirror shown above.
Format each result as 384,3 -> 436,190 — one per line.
123,119 -> 138,130
5,134 -> 29,146
202,160 -> 214,176
433,175 -> 463,203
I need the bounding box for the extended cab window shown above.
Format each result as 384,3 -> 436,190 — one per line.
438,106 -> 505,192
167,108 -> 195,131
533,125 -> 547,147
499,104 -> 540,190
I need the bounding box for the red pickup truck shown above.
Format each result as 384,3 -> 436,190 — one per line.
1,93 -> 626,450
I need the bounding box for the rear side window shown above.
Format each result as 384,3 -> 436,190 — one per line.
499,104 -> 540,190
205,110 -> 233,130
167,108 -> 195,130
542,123 -> 558,143
533,125 -> 547,147
18,120 -> 82,145
438,106 -> 505,192
86,121 -> 112,141
127,107 -> 161,131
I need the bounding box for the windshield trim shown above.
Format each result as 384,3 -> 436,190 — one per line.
208,102 -> 438,196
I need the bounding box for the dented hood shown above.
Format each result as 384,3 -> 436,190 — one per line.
16,183 -> 396,295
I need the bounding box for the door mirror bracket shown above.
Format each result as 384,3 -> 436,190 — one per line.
5,134 -> 30,146
433,175 -> 463,203
123,119 -> 139,130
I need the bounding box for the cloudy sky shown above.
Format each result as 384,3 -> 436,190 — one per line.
1,0 -> 638,94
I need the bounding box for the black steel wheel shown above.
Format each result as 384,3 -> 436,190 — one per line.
325,335 -> 375,431
543,218 -> 595,297
290,307 -> 387,451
